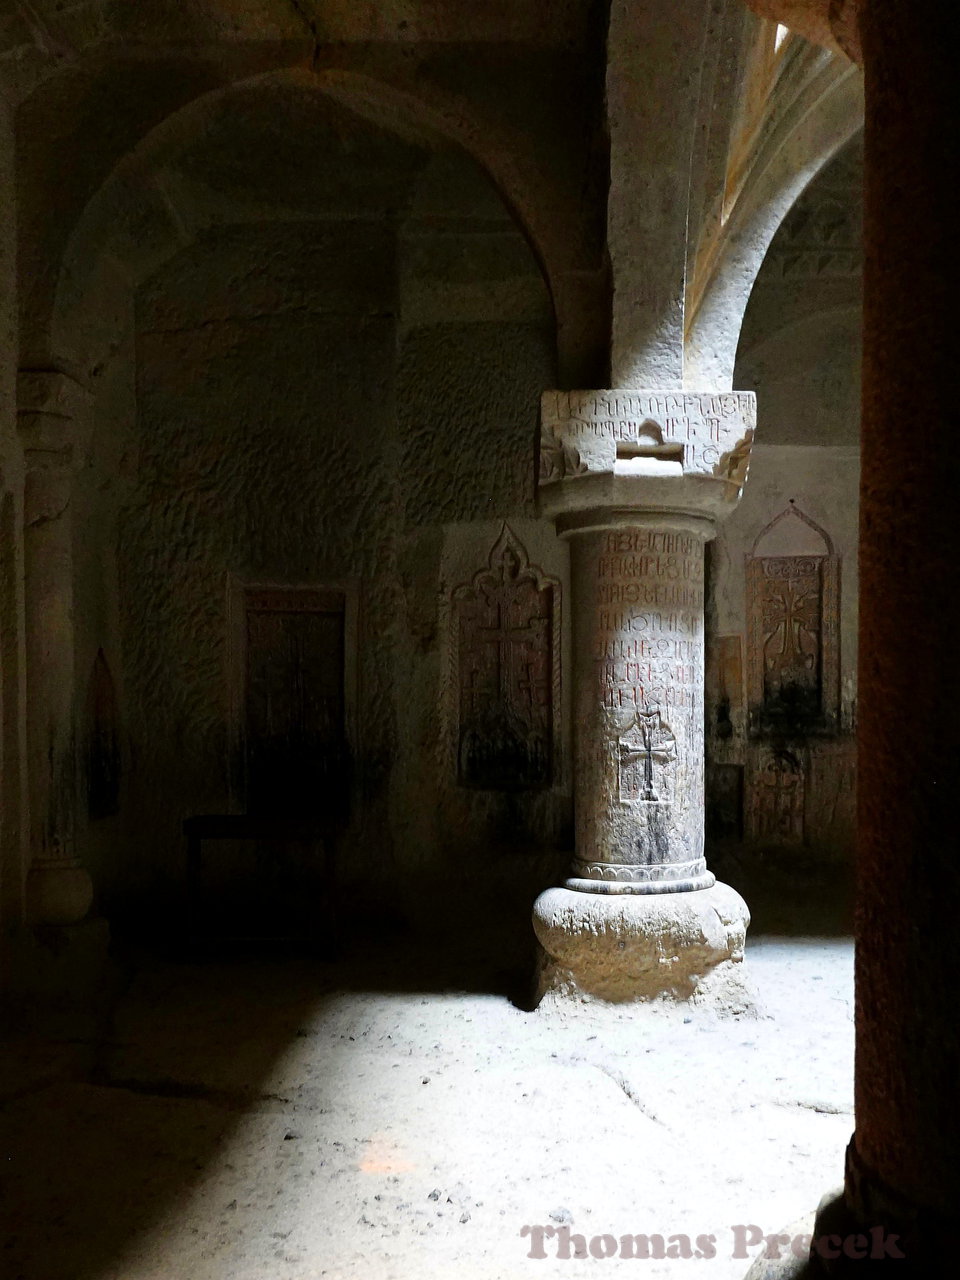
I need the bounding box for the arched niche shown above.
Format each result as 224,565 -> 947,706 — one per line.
745,505 -> 840,738
43,65 -> 570,384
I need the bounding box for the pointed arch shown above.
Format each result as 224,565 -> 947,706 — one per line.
751,504 -> 835,557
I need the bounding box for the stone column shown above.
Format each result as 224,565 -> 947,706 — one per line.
565,518 -> 712,895
733,0 -> 960,1270
533,390 -> 755,1005
18,369 -> 93,925
845,2 -> 960,1256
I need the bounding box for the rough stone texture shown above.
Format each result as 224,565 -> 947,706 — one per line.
397,324 -> 550,528
606,0 -> 714,386
533,882 -> 751,1007
706,447 -> 859,866
536,391 -> 754,899
11,14 -> 609,384
704,140 -> 862,874
0,2 -> 867,954
18,370 -> 95,924
0,5 -> 882,1272
532,385 -> 754,1003
736,139 -> 862,449
744,0 -> 960,1262
684,38 -> 862,391
540,389 -> 755,516
104,142 -> 559,913
118,222 -> 398,902
0,95 -> 27,934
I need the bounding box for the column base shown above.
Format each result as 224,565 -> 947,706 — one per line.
2,916 -> 114,1036
742,1187 -> 922,1277
532,880 -> 751,1008
745,1137 -> 951,1275
26,862 -> 94,925
566,863 -> 716,894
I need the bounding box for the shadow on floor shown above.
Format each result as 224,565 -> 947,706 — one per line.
0,909 -> 546,1280
0,859 -> 851,1280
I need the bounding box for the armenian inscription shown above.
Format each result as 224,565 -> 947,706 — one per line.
570,524 -> 709,882
540,390 -> 756,486
592,529 -> 704,715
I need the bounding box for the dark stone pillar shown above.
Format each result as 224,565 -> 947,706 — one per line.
847,0 -> 960,1255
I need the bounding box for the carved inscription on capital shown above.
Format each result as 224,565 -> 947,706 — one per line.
540,389 -> 755,488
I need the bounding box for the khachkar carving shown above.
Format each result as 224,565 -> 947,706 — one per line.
452,525 -> 560,791
748,747 -> 806,845
746,508 -> 840,737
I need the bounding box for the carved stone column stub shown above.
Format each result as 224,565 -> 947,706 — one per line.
18,368 -> 95,926
533,387 -> 756,1005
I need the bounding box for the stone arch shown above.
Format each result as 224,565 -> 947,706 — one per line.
47,64 -> 568,382
751,503 -> 835,558
685,51 -> 863,390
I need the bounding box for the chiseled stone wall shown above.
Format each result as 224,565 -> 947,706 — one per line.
106,202 -> 559,913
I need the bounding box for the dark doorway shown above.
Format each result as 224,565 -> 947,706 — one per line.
243,587 -> 349,819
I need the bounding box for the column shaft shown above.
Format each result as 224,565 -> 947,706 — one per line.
567,521 -> 711,892
18,370 -> 93,925
850,0 -> 960,1230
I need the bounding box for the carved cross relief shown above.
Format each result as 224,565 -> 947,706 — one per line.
618,709 -> 677,804
746,507 -> 840,738
453,526 -> 559,790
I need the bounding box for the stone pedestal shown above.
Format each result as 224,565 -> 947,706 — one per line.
534,881 -> 750,1006
19,370 -> 94,926
533,389 -> 755,1005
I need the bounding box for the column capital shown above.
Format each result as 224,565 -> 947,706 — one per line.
538,388 -> 755,526
17,368 -> 94,468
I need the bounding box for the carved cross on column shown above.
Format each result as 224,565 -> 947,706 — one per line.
619,709 -> 677,803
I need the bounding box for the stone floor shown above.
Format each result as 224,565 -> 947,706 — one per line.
1,904 -> 853,1280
